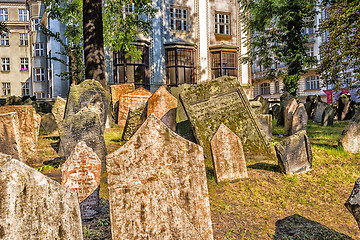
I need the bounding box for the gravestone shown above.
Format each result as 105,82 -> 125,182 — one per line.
275,130 -> 313,174
253,95 -> 269,114
210,123 -> 248,182
38,101 -> 53,113
0,158 -> 83,239
313,102 -> 328,123
284,98 -> 298,136
322,105 -> 335,126
345,177 -> 360,229
257,114 -> 272,140
338,93 -> 351,120
147,85 -> 177,131
304,101 -> 313,118
291,103 -> 308,135
118,88 -> 152,127
122,102 -> 148,141
62,141 -> 101,219
0,112 -> 23,161
180,76 -> 274,162
278,91 -> 293,126
107,114 -> 213,239
339,111 -> 360,153
52,96 -> 66,125
40,113 -> 58,134
271,104 -> 281,120
249,100 -> 263,115
5,95 -> 22,105
110,84 -> 135,123
0,105 -> 38,161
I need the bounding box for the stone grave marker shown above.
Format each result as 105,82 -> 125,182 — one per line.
52,96 -> 67,125
291,103 -> 308,135
304,101 -> 313,118
147,85 -> 177,131
0,158 -> 83,239
275,130 -> 313,174
339,111 -> 360,153
249,100 -> 263,115
180,76 -> 275,162
110,83 -> 135,123
284,98 -> 298,136
62,141 -> 101,219
252,95 -> 269,114
338,93 -> 351,120
210,123 -> 248,182
345,177 -> 360,229
0,112 -> 23,161
313,102 -> 328,123
271,104 -> 281,120
322,105 -> 335,126
278,91 -> 293,126
107,114 -> 214,239
118,88 -> 152,127
122,102 -> 148,141
40,113 -> 58,134
257,114 -> 272,140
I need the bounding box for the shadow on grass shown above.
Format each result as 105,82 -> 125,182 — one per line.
274,214 -> 353,240
248,162 -> 281,173
43,136 -> 60,141
50,141 -> 60,153
206,166 -> 215,180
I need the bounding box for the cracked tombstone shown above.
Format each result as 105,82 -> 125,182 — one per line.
284,98 -> 298,136
291,103 -> 308,135
210,123 -> 248,182
62,141 -> 101,219
345,177 -> 360,229
110,83 -> 135,123
275,130 -> 313,174
107,114 -> 214,239
0,112 -> 23,161
0,157 -> 83,239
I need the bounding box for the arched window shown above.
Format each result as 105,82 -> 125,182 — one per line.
260,83 -> 270,95
274,81 -> 280,93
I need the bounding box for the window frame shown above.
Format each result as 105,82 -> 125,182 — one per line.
211,50 -> 237,79
18,9 -> 28,21
20,58 -> 29,71
170,6 -> 188,31
33,68 -> 45,82
32,18 -> 41,31
1,34 -> 9,46
2,82 -> 11,96
305,76 -> 320,90
34,43 -> 44,57
274,81 -> 280,93
21,82 -> 30,96
1,58 -> 10,71
0,8 -> 8,21
20,33 -> 28,46
260,83 -> 270,95
215,12 -> 231,35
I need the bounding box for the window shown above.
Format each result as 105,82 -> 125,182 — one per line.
260,83 -> 270,95
1,58 -> 10,71
2,83 -> 10,96
34,43 -> 44,56
215,13 -> 230,35
32,18 -> 41,31
21,82 -> 30,96
20,33 -> 28,46
20,58 -> 28,70
19,9 -> 27,21
345,72 -> 352,88
0,8 -> 8,21
211,51 -> 237,78
33,68 -> 45,81
275,81 -> 280,93
1,34 -> 9,46
35,92 -> 45,99
306,76 -> 319,90
166,47 -> 196,86
113,45 -> 149,88
170,7 -> 188,31
306,47 -> 314,57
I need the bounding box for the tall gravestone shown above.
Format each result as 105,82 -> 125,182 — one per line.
278,92 -> 293,126
118,88 -> 152,127
52,96 -> 67,125
345,177 -> 360,229
121,101 -> 148,141
339,110 -> 360,153
0,112 -> 23,161
251,95 -> 269,114
322,105 -> 335,126
110,84 -> 135,123
313,102 -> 328,123
0,157 -> 83,239
40,113 -> 58,134
284,98 -> 298,136
291,103 -> 308,135
180,76 -> 274,162
107,114 -> 214,239
210,123 -> 248,182
257,114 -> 272,140
338,93 -> 351,120
62,141 -> 101,219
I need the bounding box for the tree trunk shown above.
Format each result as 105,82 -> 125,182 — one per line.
83,0 -> 107,89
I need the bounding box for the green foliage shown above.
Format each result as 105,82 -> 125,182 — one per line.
36,165 -> 54,172
0,21 -> 8,35
239,0 -> 317,96
318,0 -> 360,94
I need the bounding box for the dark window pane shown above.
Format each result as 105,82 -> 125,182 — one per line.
134,65 -> 144,83
178,67 -> 185,84
119,66 -> 125,83
169,67 -> 176,85
127,66 -> 135,83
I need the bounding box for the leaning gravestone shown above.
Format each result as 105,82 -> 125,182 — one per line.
122,102 -> 148,141
345,177 -> 360,229
0,157 -> 83,239
110,84 -> 135,123
322,105 -> 335,126
291,103 -> 308,135
284,98 -> 298,136
107,114 -> 214,239
313,102 -> 328,123
147,85 -> 177,131
52,96 -> 66,125
339,110 -> 360,153
275,130 -> 313,174
118,88 -> 152,127
62,141 -> 101,219
40,113 -> 58,134
0,105 -> 38,161
210,123 -> 248,182
0,112 -> 23,161
338,93 -> 351,121
278,91 -> 293,126
180,76 -> 274,162
257,114 -> 272,140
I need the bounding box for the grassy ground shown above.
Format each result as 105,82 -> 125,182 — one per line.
36,119 -> 360,239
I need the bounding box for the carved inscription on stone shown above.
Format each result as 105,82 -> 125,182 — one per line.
0,112 -> 23,161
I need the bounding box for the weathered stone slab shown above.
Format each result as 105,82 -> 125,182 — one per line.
322,105 -> 335,126
122,102 -> 148,141
271,104 -> 281,120
345,177 -> 360,229
62,141 -> 101,219
180,76 -> 275,162
0,158 -> 83,239
291,103 -> 308,135
251,95 -> 269,114
313,102 -> 328,123
34,112 -> 41,144
339,112 -> 360,153
38,101 -> 53,113
257,114 -> 272,140
0,152 -> 12,166
284,98 -> 298,136
338,93 -> 352,120
170,84 -> 191,123
52,96 -> 66,125
210,123 -> 248,182
304,101 -> 313,118
118,88 -> 152,127
147,85 -> 177,131
278,91 -> 293,126
0,112 -> 23,161
275,130 -> 313,174
0,105 -> 38,161
110,84 -> 135,123
107,114 -> 214,239
249,100 -> 263,115
40,113 -> 58,134
5,96 -> 22,105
